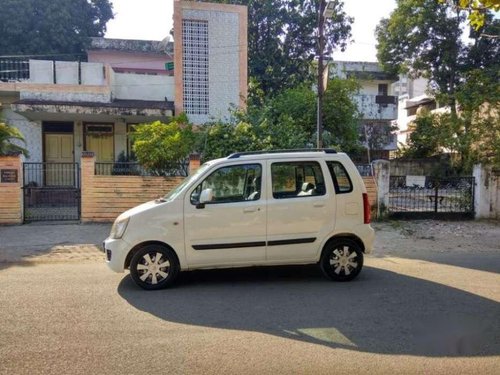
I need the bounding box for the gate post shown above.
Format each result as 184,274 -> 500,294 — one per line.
474,164 -> 499,219
0,154 -> 23,224
81,151 -> 95,223
372,160 -> 390,217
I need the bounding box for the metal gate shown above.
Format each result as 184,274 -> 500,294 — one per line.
23,163 -> 80,221
389,176 -> 475,219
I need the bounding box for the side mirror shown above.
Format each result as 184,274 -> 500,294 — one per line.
199,188 -> 213,203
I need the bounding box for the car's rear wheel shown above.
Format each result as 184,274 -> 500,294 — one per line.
320,238 -> 363,281
130,245 -> 179,290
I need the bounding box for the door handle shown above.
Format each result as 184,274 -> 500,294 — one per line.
243,207 -> 258,213
313,202 -> 325,208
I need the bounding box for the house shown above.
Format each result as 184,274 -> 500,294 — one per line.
0,39 -> 175,167
391,76 -> 429,148
0,0 -> 248,167
331,61 -> 399,160
0,0 -> 248,222
395,94 -> 437,147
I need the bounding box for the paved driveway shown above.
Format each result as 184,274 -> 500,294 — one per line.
0,221 -> 499,374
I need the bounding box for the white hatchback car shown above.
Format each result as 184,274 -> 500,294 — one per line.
104,149 -> 375,290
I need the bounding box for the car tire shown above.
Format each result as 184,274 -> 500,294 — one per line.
320,238 -> 364,282
130,245 -> 180,290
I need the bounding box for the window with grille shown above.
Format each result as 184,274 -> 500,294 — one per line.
182,20 -> 209,115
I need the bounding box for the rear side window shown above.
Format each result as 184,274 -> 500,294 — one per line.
271,161 -> 326,199
327,161 -> 353,194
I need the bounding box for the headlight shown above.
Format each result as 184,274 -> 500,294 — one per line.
110,217 -> 129,239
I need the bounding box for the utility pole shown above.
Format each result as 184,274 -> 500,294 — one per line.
317,0 -> 326,149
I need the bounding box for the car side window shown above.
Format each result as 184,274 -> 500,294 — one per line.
327,161 -> 353,194
190,164 -> 262,204
271,161 -> 325,199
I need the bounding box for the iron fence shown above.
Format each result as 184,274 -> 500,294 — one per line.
23,163 -> 80,221
356,164 -> 373,177
389,176 -> 474,218
95,161 -> 189,177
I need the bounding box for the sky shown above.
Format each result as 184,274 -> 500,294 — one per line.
105,0 -> 397,62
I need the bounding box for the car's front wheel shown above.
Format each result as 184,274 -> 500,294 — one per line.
130,245 -> 179,290
320,238 -> 364,281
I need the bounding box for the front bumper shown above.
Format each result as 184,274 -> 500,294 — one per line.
103,237 -> 132,273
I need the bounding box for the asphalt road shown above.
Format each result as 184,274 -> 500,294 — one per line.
1,249 -> 499,374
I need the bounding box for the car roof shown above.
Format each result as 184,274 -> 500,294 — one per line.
225,149 -> 346,161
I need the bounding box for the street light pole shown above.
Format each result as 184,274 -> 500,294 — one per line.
317,0 -> 326,149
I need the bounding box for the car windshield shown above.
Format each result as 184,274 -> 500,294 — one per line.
162,163 -> 211,201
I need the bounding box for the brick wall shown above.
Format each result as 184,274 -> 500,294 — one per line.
0,155 -> 23,224
81,154 -> 184,222
363,176 -> 377,208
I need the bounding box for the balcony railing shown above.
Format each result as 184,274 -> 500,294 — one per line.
0,59 -> 29,82
0,58 -> 105,85
354,95 -> 398,120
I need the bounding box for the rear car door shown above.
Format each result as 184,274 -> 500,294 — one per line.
266,159 -> 336,262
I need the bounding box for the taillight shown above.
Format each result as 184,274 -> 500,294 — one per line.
363,193 -> 371,224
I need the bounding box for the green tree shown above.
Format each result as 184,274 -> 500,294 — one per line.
0,0 -> 113,57
440,0 -> 500,30
322,77 -> 361,152
202,0 -> 353,96
376,0 -> 499,105
266,85 -> 317,134
0,122 -> 29,156
401,70 -> 499,170
377,0 -> 499,170
130,119 -> 195,176
376,0 -> 465,107
401,113 -> 444,158
200,115 -> 308,161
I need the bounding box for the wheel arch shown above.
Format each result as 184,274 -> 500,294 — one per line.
320,233 -> 366,259
124,241 -> 181,270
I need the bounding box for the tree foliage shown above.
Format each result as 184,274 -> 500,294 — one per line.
201,0 -> 353,96
130,118 -> 195,176
322,78 -> 361,152
440,0 -> 500,30
0,0 -> 114,57
377,0 -> 499,169
199,78 -> 362,160
376,0 -> 499,99
401,70 -> 499,170
200,115 -> 308,162
0,122 -> 29,156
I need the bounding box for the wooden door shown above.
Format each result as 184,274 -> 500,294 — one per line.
85,131 -> 114,162
44,134 -> 74,186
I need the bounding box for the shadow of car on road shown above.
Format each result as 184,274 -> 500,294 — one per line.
118,265 -> 500,357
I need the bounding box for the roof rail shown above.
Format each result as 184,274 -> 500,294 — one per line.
227,148 -> 337,159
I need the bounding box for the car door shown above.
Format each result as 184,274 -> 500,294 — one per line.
266,159 -> 336,262
184,163 -> 266,268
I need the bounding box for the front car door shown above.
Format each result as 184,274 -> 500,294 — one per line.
266,159 -> 336,262
184,163 -> 266,268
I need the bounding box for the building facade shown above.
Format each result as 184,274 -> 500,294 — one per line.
173,0 -> 247,124
331,61 -> 399,160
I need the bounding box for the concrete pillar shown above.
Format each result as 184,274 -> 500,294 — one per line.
189,153 -> 201,175
474,164 -> 500,220
474,164 -> 489,219
372,159 -> 390,216
81,152 -> 95,223
0,154 -> 23,224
